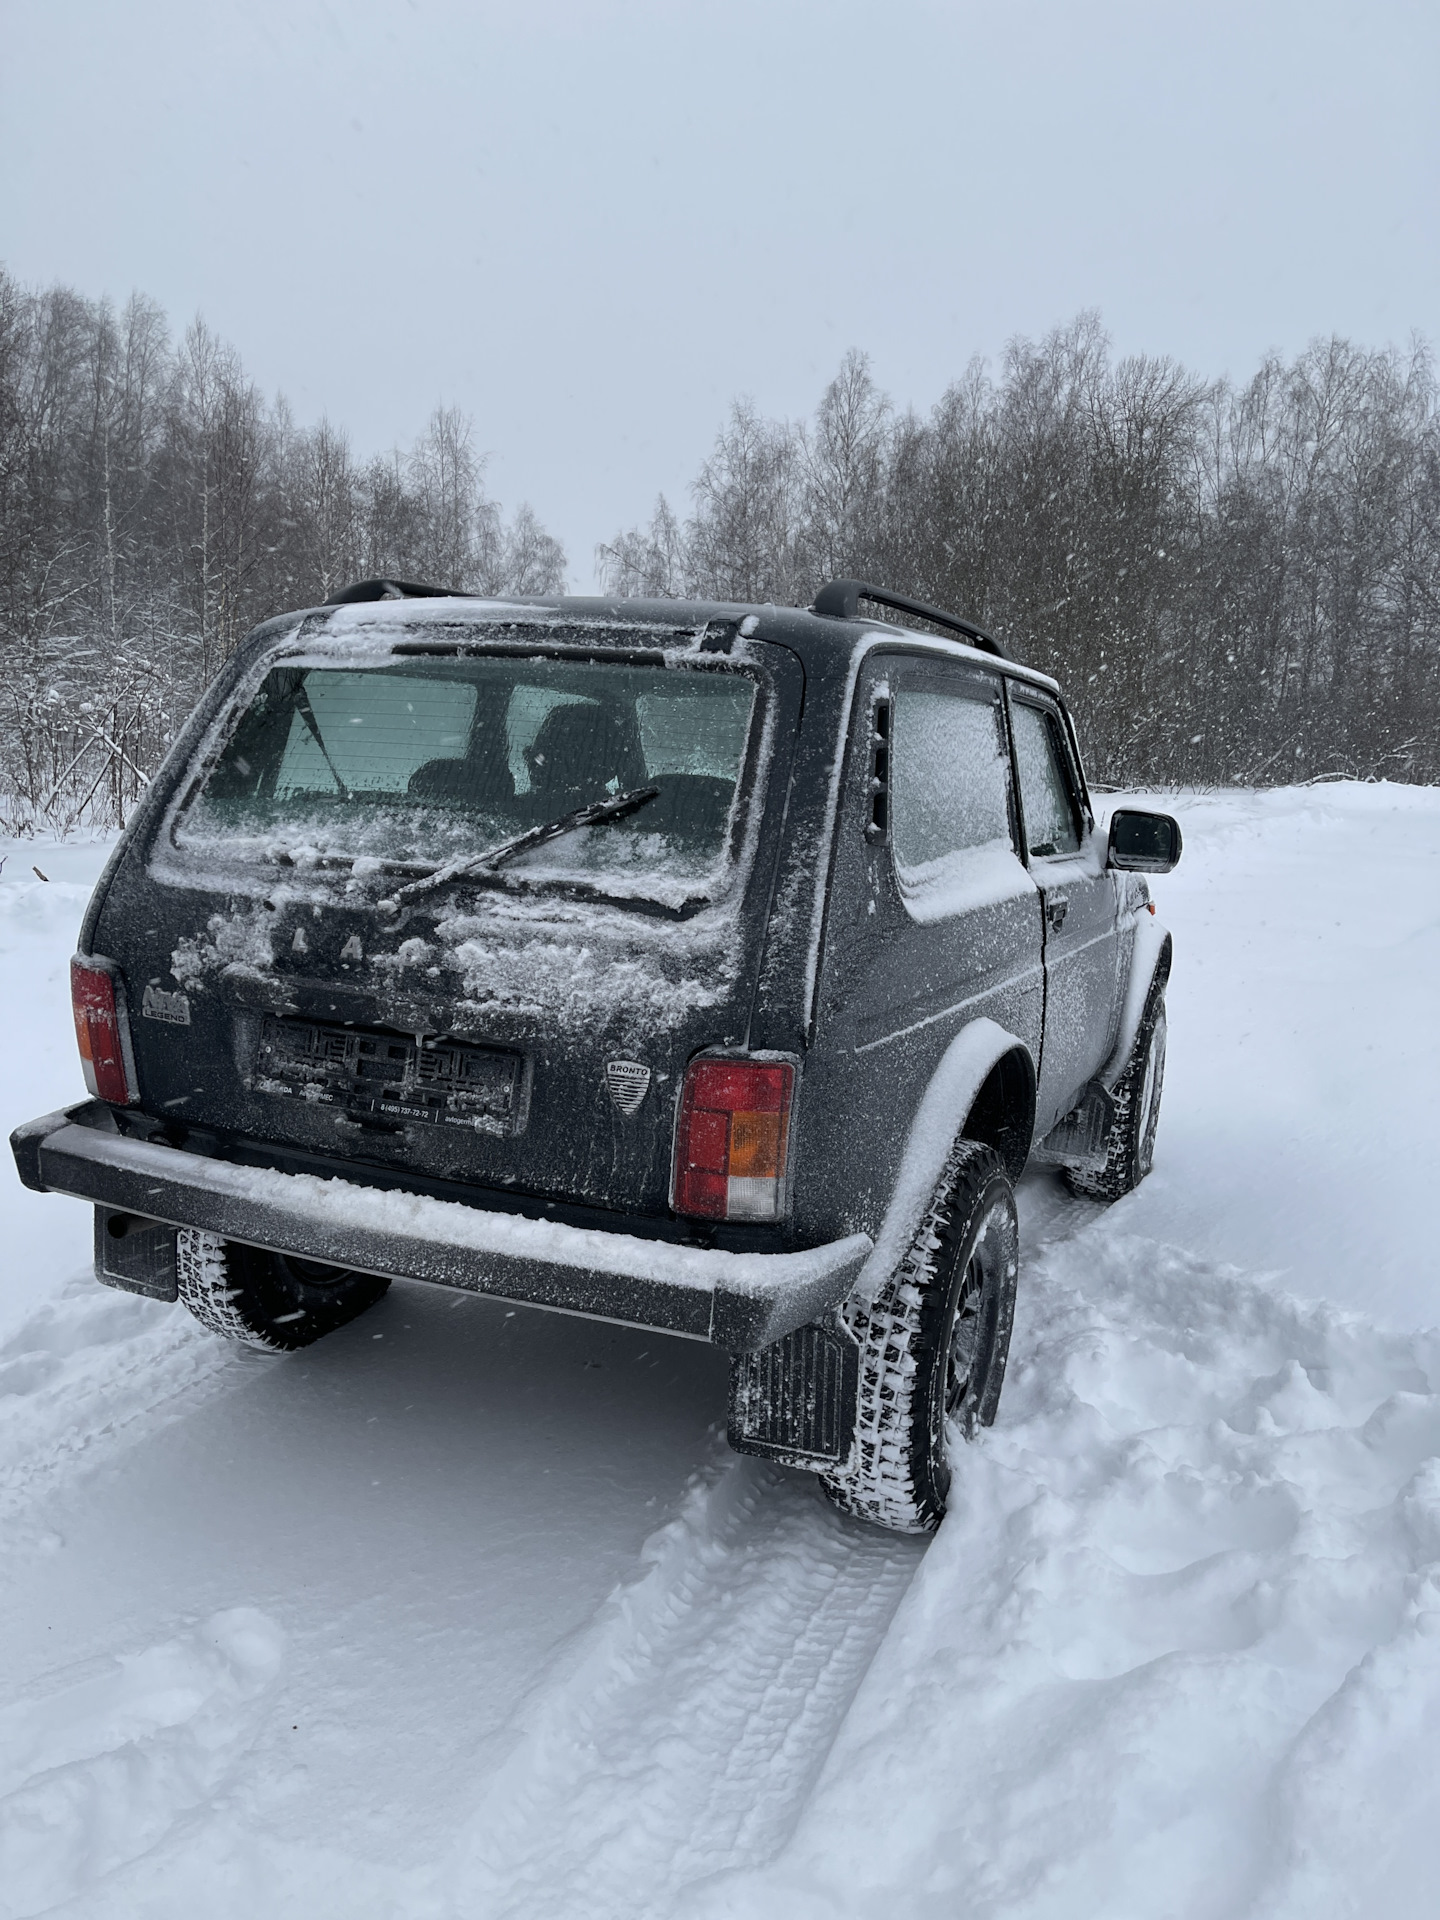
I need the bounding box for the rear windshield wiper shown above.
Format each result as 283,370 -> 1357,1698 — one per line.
293,681 -> 350,798
381,784 -> 661,909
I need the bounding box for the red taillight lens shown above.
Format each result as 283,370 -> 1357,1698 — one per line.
71,957 -> 136,1106
674,1058 -> 794,1221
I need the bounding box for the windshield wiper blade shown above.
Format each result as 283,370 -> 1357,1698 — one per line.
383,784 -> 661,908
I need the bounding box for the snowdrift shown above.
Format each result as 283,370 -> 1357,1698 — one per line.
2,782 -> 1439,1918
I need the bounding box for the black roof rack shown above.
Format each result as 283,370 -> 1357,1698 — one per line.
811,579 -> 1005,659
324,578 -> 469,605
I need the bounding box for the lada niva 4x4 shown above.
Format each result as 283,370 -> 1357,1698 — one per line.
11,577 -> 1180,1533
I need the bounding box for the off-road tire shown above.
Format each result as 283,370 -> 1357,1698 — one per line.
820,1140 -> 1019,1535
1064,984 -> 1167,1202
176,1230 -> 389,1351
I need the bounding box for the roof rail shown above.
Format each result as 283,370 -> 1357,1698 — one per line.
324,578 -> 469,605
811,579 -> 1005,659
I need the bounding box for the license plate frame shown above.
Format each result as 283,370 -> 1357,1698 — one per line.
253,1016 -> 524,1135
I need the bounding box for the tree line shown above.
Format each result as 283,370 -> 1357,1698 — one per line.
3,269 -> 1436,832
0,268 -> 565,832
601,317 -> 1440,791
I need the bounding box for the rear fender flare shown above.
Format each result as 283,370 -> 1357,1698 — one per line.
848,1017 -> 1034,1309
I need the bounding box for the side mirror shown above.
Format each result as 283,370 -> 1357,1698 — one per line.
1107,809 -> 1182,874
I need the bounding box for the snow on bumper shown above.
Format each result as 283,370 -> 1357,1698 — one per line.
10,1104 -> 871,1350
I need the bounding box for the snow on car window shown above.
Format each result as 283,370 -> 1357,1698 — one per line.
636,684 -> 754,777
174,653 -> 758,897
1011,701 -> 1081,857
891,686 -> 1029,922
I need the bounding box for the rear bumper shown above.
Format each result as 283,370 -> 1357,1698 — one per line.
10,1103 -> 871,1350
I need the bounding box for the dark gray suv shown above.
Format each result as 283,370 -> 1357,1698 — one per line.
11,578 -> 1179,1533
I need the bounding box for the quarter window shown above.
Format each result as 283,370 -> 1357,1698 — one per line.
890,685 -> 1025,922
1011,702 -> 1081,857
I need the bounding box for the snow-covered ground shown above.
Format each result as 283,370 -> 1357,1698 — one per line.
2,783 -> 1439,1918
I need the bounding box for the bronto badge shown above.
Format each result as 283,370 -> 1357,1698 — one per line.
604,1059 -> 651,1115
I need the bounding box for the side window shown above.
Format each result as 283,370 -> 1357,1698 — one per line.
889,682 -> 1025,922
1011,701 -> 1081,857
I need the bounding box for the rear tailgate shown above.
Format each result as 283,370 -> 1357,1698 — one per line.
87,624 -> 803,1223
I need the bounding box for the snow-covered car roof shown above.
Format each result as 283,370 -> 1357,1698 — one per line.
261,592 -> 1063,699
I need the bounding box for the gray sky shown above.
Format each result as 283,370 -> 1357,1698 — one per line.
4,0 -> 1436,588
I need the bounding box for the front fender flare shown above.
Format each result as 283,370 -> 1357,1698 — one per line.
848,1016 -> 1033,1308
1100,916 -> 1173,1092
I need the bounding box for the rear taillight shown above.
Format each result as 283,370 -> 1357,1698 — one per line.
71,957 -> 137,1106
673,1058 -> 795,1222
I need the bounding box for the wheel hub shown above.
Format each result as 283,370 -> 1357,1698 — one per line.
945,1253 -> 984,1416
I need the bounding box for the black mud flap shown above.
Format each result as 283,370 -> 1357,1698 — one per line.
94,1207 -> 179,1301
1032,1079 -> 1117,1173
728,1317 -> 860,1470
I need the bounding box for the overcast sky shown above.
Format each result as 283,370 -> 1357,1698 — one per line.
3,0 -> 1436,587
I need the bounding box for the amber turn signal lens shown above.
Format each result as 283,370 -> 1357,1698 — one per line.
728,1109 -> 784,1179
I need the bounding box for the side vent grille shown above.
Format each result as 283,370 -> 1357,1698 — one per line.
728,1321 -> 860,1465
866,695 -> 891,842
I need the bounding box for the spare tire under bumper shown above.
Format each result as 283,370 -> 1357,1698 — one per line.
10,1102 -> 871,1352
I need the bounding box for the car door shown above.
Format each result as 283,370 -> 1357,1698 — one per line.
1007,688 -> 1121,1132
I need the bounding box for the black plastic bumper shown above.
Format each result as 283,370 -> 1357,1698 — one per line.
10,1103 -> 871,1351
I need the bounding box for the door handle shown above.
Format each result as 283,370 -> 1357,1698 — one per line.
1046,894 -> 1069,930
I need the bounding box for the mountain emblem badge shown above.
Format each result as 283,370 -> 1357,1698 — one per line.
605,1059 -> 652,1115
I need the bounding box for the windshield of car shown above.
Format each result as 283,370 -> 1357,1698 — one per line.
173,652 -> 759,900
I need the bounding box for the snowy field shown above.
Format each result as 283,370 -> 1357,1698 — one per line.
2,783 -> 1440,1919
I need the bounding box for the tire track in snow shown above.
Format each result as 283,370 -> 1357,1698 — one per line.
673,1223 -> 1440,1919
443,1172 -> 1097,1919
0,1276 -> 238,1552
0,1608 -> 284,1920
446,1455 -> 925,1919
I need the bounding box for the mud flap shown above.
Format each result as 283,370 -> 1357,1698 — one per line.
94,1207 -> 179,1301
1032,1080 -> 1117,1173
727,1316 -> 860,1470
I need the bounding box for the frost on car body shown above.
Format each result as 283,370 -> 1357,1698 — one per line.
10,578 -> 1180,1533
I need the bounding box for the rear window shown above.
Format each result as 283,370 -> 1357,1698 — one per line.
173,652 -> 759,899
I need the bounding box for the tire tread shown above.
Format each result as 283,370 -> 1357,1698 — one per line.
822,1141 -> 1016,1535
